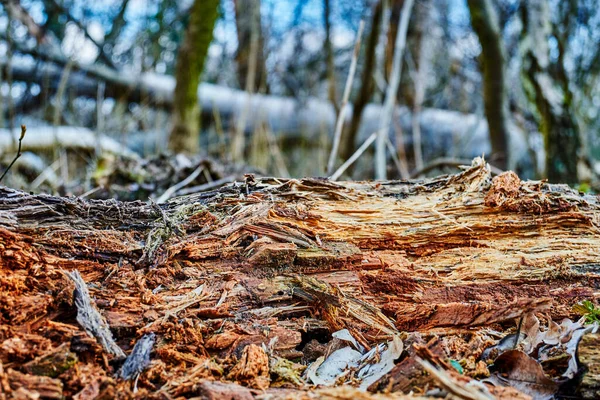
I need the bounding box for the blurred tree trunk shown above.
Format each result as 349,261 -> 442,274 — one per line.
234,0 -> 268,93
467,0 -> 509,170
168,0 -> 219,154
520,0 -> 581,184
340,0 -> 382,161
408,0 -> 430,171
385,0 -> 401,80
323,0 -> 338,113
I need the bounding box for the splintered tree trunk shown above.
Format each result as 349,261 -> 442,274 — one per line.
169,0 -> 219,154
1,158 -> 600,398
467,0 -> 509,170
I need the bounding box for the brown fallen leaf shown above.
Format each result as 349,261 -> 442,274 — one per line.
487,350 -> 557,400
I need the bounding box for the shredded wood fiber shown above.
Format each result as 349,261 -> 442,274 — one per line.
1,158 -> 600,399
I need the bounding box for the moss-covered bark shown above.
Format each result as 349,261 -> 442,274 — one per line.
520,0 -> 581,184
169,0 -> 219,154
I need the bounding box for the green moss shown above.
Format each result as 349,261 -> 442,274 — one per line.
573,300 -> 600,324
270,356 -> 305,386
24,345 -> 78,378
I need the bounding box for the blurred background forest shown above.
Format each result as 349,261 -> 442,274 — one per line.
0,0 -> 599,200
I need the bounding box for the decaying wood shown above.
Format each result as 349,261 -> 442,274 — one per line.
119,333 -> 155,381
1,158 -> 599,398
65,270 -> 126,359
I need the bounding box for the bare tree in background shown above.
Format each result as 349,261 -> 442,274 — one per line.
520,0 -> 581,183
467,0 -> 509,170
234,0 -> 268,93
409,0 -> 430,171
341,0 -> 382,162
376,0 -> 414,180
169,0 -> 219,154
323,0 -> 338,112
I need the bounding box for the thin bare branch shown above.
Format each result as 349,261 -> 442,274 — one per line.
329,131 -> 377,181
0,124 -> 26,183
327,20 -> 365,176
156,165 -> 205,203
375,0 -> 415,180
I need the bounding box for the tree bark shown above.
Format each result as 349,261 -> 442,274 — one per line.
520,0 -> 581,184
467,0 -> 510,170
1,158 -> 599,397
169,0 -> 219,154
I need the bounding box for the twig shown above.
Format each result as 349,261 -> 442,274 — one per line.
265,126 -> 290,178
392,112 -> 410,179
411,157 -> 503,178
155,165 -> 205,203
30,158 -> 61,190
0,124 -> 26,184
417,358 -> 493,400
54,59 -> 74,185
104,0 -> 131,44
385,137 -> 406,179
95,81 -> 105,157
327,20 -> 365,175
513,315 -> 524,349
212,100 -> 226,160
375,0 -> 415,179
202,167 -> 213,183
176,175 -> 236,196
329,131 -> 377,181
3,0 -> 45,43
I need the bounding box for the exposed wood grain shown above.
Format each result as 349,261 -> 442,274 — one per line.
1,158 -> 599,398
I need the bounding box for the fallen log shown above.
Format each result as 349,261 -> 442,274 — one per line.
0,58 -> 533,168
0,126 -> 137,157
0,158 -> 599,398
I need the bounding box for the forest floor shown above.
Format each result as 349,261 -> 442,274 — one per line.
1,157 -> 600,400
